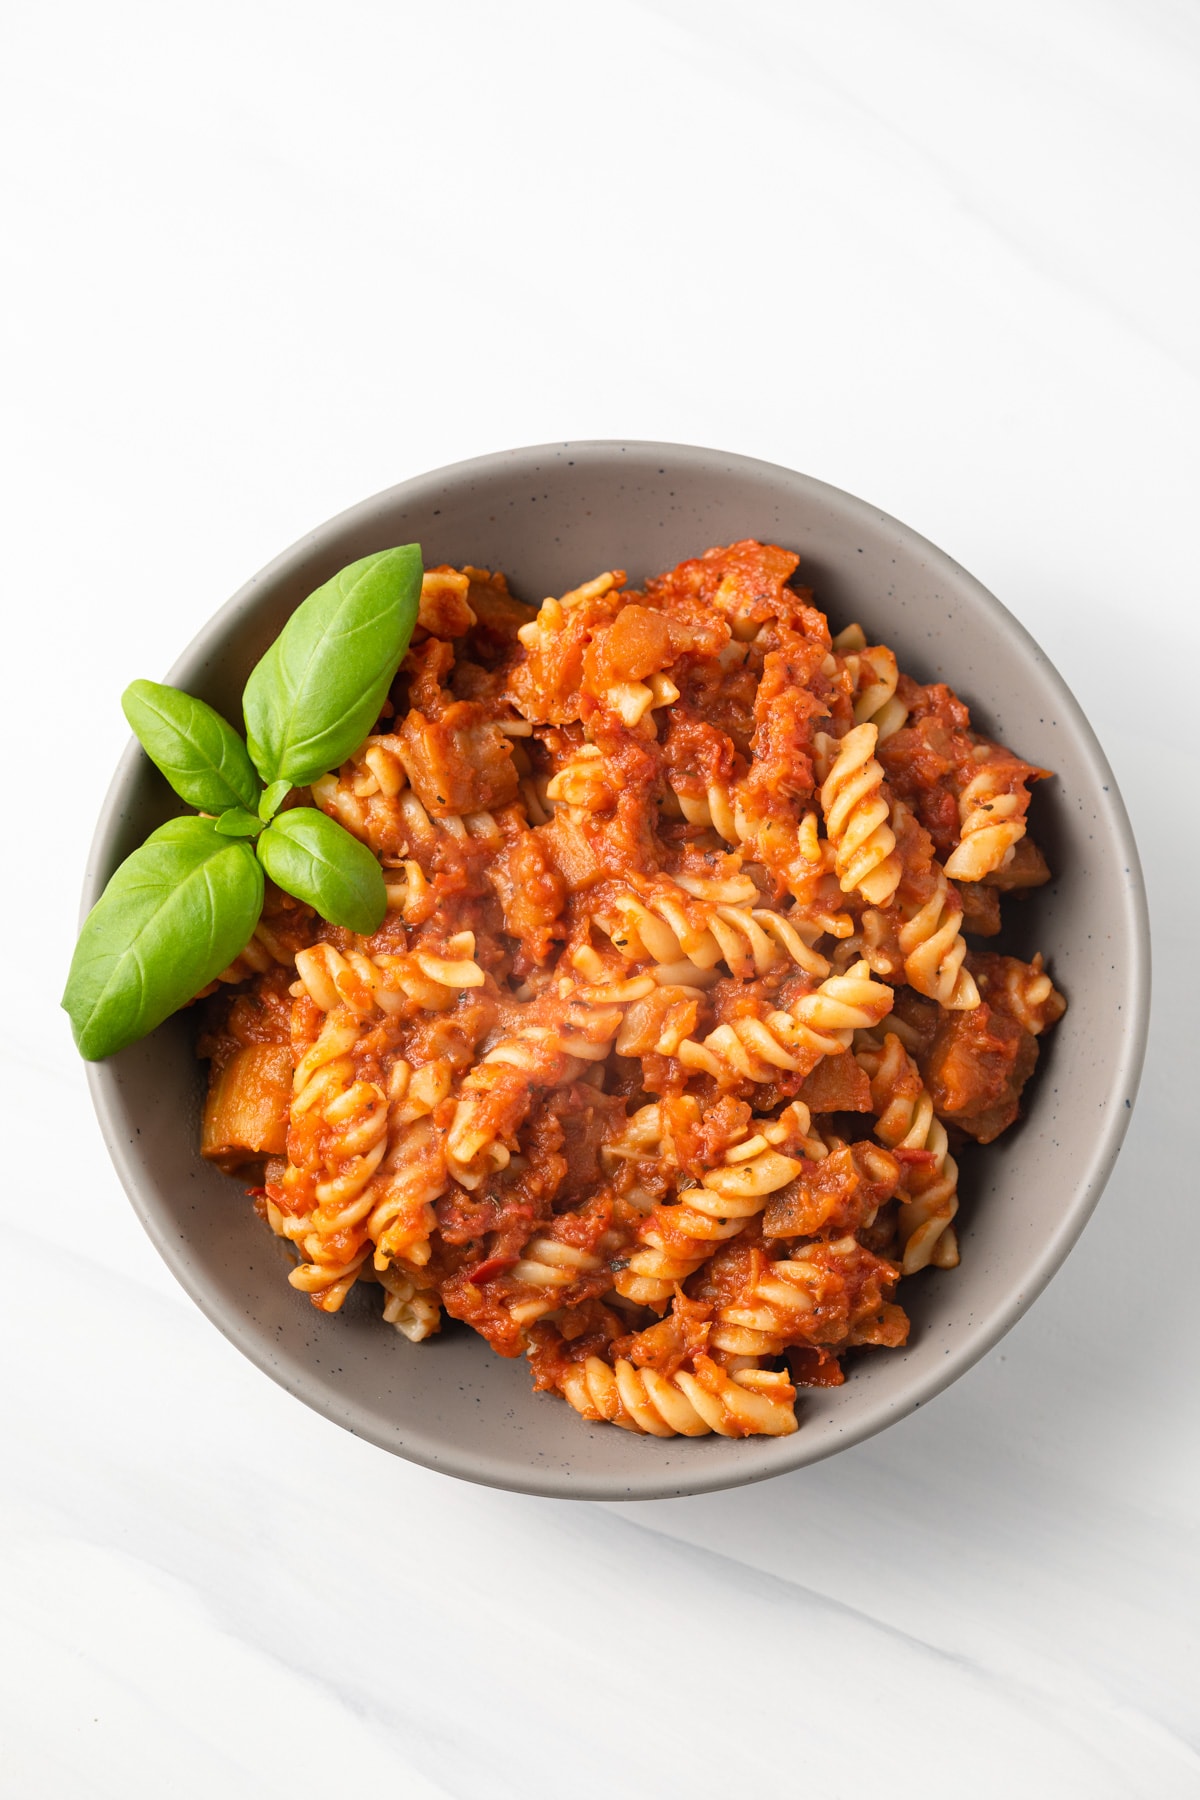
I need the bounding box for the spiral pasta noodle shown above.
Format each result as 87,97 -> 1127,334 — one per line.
669,775 -> 741,844
272,1010 -> 389,1310
559,1354 -> 798,1437
975,950 -> 1064,1037
676,960 -> 894,1084
613,1102 -> 827,1306
892,841 -> 979,1011
830,626 -> 910,740
709,1235 -> 904,1358
943,755 -> 1029,881
376,1264 -> 442,1342
856,1031 -> 960,1273
817,724 -> 903,906
595,878 -> 830,984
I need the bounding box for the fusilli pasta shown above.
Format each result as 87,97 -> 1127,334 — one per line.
855,1031 -> 960,1273
198,539 -> 1065,1440
559,1353 -> 798,1438
612,1101 -> 827,1306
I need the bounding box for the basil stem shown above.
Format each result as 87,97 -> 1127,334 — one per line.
257,807 -> 387,935
242,545 -> 423,790
122,679 -> 261,813
62,817 -> 264,1060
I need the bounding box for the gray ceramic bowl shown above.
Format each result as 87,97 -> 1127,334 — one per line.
84,442 -> 1149,1499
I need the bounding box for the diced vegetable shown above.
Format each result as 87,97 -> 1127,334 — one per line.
201,1044 -> 292,1163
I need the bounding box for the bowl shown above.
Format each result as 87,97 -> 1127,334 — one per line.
84,441 -> 1150,1499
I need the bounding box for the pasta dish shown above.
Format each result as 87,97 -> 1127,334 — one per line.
197,540 -> 1065,1439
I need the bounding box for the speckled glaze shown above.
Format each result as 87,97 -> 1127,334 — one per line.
84,443 -> 1149,1500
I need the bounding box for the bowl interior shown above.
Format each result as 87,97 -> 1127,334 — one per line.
87,442 -> 1148,1499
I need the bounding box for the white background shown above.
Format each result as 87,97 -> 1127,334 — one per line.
4,2 -> 1198,1794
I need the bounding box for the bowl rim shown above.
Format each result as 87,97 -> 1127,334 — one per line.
83,439 -> 1152,1498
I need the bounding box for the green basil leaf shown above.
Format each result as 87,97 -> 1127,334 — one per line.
62,817 -> 264,1060
257,807 -> 386,934
243,545 -> 423,789
215,807 -> 263,838
122,679 -> 261,813
258,779 -> 292,822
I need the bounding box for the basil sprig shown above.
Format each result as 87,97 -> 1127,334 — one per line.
63,544 -> 423,1060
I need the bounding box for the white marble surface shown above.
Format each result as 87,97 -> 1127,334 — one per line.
4,1 -> 1199,1792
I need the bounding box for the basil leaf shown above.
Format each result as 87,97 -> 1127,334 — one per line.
62,817 -> 264,1060
257,807 -> 386,934
122,679 -> 261,813
258,779 -> 292,822
215,807 -> 263,838
243,545 -> 423,789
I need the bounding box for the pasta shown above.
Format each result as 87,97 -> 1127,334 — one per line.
674,959 -> 894,1084
854,1031 -> 960,1273
706,1232 -> 908,1360
611,1101 -> 827,1307
560,1354 -> 799,1437
197,541 -> 1065,1441
817,724 -> 903,906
